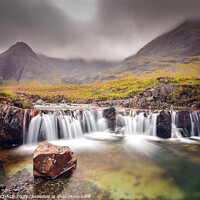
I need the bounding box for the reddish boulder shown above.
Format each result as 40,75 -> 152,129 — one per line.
33,142 -> 77,179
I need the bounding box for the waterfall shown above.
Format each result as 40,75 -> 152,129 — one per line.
24,108 -> 200,143
190,112 -> 200,136
116,111 -> 158,136
23,110 -> 28,144
171,111 -> 182,138
24,109 -> 108,144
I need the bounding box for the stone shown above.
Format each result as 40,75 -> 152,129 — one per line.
176,111 -> 191,137
14,102 -> 23,108
157,77 -> 171,84
103,107 -> 116,131
150,87 -> 160,98
156,110 -> 171,138
0,105 -> 24,149
159,84 -> 177,96
33,142 -> 77,179
36,99 -> 44,105
143,90 -> 152,97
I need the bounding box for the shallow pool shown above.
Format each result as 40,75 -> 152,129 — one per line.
0,134 -> 200,200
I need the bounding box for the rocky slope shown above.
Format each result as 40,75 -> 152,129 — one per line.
98,20 -> 200,81
97,77 -> 200,110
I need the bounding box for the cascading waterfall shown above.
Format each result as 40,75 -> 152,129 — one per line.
23,108 -> 200,144
190,112 -> 200,136
116,110 -> 158,136
24,110 -> 108,144
171,111 -> 182,138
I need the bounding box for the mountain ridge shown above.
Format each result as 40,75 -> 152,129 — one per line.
97,20 -> 200,81
0,42 -> 119,85
1,20 -> 200,85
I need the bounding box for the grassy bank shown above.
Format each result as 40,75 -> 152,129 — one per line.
0,77 -> 199,108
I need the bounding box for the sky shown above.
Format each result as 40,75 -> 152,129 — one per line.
0,0 -> 200,61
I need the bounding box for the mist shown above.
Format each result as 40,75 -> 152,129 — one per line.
0,0 -> 200,60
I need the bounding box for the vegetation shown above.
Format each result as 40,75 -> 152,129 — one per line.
0,88 -> 31,108
0,77 -> 199,105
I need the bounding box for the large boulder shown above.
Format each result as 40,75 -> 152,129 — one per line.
156,111 -> 171,138
103,107 -> 116,131
33,142 -> 77,179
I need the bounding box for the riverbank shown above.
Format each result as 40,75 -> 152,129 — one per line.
1,77 -> 199,110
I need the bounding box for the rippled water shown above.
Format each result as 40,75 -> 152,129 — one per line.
0,134 -> 200,200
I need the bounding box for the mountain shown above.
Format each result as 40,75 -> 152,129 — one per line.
0,42 -> 60,85
0,42 -> 119,85
1,20 -> 200,86
98,20 -> 200,81
38,55 -> 120,84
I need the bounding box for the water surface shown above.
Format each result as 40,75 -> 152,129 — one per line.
0,134 -> 200,200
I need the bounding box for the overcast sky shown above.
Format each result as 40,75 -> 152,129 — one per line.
0,0 -> 200,61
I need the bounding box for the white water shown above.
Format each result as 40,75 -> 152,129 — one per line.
116,111 -> 158,136
25,110 -> 108,144
24,108 -> 200,144
171,111 -> 182,138
190,112 -> 200,136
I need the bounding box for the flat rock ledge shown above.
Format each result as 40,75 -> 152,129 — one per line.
33,142 -> 77,179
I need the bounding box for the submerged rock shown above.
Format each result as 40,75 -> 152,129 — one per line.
33,142 -> 77,179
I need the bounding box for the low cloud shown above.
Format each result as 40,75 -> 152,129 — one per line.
0,0 -> 200,60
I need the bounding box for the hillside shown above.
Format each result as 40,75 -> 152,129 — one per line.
98,20 -> 200,81
1,20 -> 200,85
0,42 -> 61,86
39,55 -> 120,84
0,42 -> 119,86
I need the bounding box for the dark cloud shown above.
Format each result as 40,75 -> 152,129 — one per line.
0,0 -> 200,60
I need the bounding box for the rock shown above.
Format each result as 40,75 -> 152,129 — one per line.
0,185 -> 6,193
103,107 -> 116,131
157,77 -> 171,84
156,110 -> 171,138
176,111 -> 191,136
150,87 -> 160,98
33,142 -> 77,179
159,84 -> 177,96
36,99 -> 44,105
14,102 -> 23,108
16,93 -> 34,108
143,90 -> 152,97
0,105 -> 24,149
